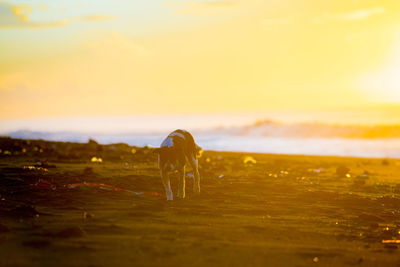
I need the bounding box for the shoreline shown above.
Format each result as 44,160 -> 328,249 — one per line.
1,135 -> 400,160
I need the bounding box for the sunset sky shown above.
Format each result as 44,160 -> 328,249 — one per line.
1,0 -> 400,119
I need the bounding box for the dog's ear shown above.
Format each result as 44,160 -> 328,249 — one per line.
196,145 -> 203,158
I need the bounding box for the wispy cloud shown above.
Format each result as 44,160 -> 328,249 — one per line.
192,1 -> 236,8
79,15 -> 114,22
260,17 -> 293,26
0,1 -> 114,29
167,0 -> 237,15
10,3 -> 32,22
313,7 -> 385,24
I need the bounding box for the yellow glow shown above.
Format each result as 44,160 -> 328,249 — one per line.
359,33 -> 400,102
1,0 -> 400,120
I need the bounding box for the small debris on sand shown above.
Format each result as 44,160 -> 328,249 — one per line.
23,165 -> 48,172
243,156 -> 256,164
279,170 -> 289,177
10,205 -> 40,218
91,157 -> 103,163
336,166 -> 350,177
30,179 -> 56,190
382,240 -> 400,244
67,182 -> 131,192
83,211 -> 94,220
311,168 -> 323,173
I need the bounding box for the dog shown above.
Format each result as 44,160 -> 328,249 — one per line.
154,129 -> 202,200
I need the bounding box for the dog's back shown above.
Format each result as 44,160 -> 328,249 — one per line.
170,129 -> 201,157
158,129 -> 201,167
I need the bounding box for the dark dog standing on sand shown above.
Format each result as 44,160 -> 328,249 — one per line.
154,129 -> 202,200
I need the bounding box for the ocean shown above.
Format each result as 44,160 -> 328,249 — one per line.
2,109 -> 400,159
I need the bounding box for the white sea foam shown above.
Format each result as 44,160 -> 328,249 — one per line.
2,110 -> 400,158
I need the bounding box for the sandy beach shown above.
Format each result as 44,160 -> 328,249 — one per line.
1,137 -> 400,266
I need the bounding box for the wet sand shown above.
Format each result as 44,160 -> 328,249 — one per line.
1,137 -> 400,266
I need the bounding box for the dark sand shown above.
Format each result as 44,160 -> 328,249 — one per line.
1,137 -> 400,266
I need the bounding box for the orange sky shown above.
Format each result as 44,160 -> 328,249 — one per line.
1,0 -> 400,119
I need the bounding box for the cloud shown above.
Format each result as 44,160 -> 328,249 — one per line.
0,1 -> 114,29
313,7 -> 385,24
10,3 -> 32,22
260,17 -> 293,26
167,0 -> 237,15
171,0 -> 236,8
79,15 -> 114,22
193,1 -> 236,8
82,31 -> 149,57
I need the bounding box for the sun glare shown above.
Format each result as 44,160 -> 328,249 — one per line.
359,33 -> 400,102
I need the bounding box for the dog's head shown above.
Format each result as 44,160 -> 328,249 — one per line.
196,146 -> 203,158
153,146 -> 168,157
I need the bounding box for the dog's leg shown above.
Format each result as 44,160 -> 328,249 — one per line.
177,166 -> 186,199
189,155 -> 200,194
161,169 -> 173,201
